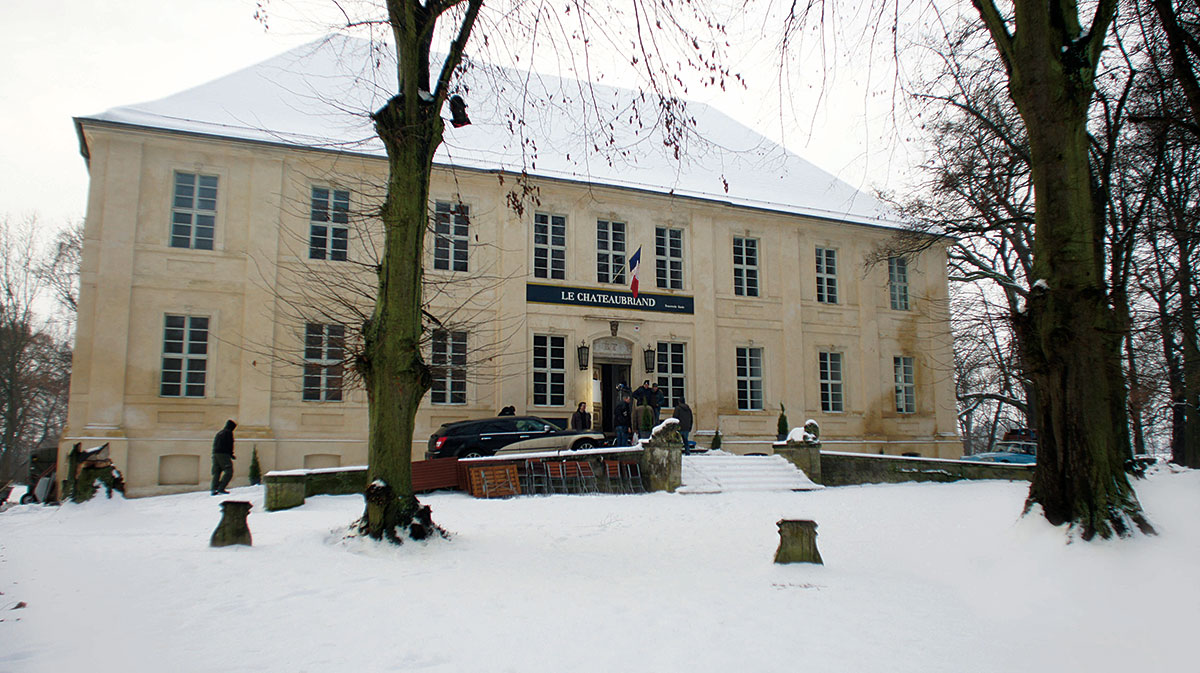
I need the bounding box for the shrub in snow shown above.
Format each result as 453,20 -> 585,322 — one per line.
711,430 -> 722,450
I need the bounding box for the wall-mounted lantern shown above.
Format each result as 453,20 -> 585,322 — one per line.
643,345 -> 656,373
577,342 -> 590,371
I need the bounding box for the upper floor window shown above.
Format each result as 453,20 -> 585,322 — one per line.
733,237 -> 759,297
656,227 -> 684,290
533,334 -> 566,406
533,212 -> 567,280
161,314 -> 209,397
430,329 -> 467,405
816,247 -> 838,304
889,256 -> 910,310
303,323 -> 345,402
309,187 -> 349,261
894,356 -> 916,414
597,220 -> 626,284
170,172 -> 217,250
736,346 -> 764,411
433,201 -> 469,272
655,341 -> 687,407
819,351 -> 844,413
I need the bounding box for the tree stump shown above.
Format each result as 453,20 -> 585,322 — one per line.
210,500 -> 253,547
774,519 -> 823,564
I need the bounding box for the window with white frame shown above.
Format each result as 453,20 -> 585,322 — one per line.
170,172 -> 218,250
894,356 -> 916,413
819,351 -> 844,413
816,247 -> 838,303
596,220 -> 626,284
656,341 -> 686,407
430,329 -> 467,405
433,201 -> 469,271
733,237 -> 759,297
303,323 -> 345,402
736,346 -> 764,411
309,187 -> 349,261
533,334 -> 566,406
533,212 -> 567,280
889,256 -> 910,310
161,314 -> 209,397
656,227 -> 684,290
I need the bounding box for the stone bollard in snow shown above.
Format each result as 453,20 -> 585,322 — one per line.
638,418 -> 683,492
210,500 -> 253,547
774,519 -> 823,565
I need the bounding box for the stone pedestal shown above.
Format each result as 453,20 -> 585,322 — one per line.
639,421 -> 683,492
774,440 -> 822,485
211,500 -> 253,547
774,519 -> 823,564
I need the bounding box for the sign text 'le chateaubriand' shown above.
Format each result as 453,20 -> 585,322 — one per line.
525,283 -> 694,314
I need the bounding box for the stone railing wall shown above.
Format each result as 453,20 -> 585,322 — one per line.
815,451 -> 1034,486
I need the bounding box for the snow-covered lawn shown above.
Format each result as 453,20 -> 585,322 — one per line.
2,468 -> 1197,673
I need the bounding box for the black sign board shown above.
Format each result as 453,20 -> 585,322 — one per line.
526,283 -> 694,314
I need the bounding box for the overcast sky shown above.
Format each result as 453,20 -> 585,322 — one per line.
0,0 -> 918,231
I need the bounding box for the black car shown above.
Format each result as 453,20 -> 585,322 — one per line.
426,416 -> 607,459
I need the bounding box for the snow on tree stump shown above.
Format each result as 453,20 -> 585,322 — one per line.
774,519 -> 823,565
211,500 -> 253,547
639,418 -> 683,492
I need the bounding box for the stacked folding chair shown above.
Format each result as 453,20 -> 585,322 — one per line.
621,460 -> 646,493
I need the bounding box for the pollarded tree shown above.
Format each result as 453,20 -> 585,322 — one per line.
969,0 -> 1153,538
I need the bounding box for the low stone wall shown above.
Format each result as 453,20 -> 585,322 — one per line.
817,451 -> 1034,486
264,466 -> 368,511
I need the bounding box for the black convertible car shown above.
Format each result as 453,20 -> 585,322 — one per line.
426,416 -> 607,459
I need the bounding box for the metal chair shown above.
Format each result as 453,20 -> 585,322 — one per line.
603,460 -> 627,493
621,460 -> 646,493
570,461 -> 599,493
545,461 -> 569,494
521,459 -> 549,495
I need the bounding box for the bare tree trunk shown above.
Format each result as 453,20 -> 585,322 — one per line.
973,0 -> 1152,538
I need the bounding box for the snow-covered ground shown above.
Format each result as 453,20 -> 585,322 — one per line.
2,468 -> 1197,673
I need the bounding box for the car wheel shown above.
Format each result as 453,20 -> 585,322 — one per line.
460,449 -> 485,458
572,440 -> 595,451
20,493 -> 35,504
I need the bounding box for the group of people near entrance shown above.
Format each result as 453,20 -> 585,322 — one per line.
593,380 -> 692,448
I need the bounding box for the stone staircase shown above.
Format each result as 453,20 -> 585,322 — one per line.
678,451 -> 822,494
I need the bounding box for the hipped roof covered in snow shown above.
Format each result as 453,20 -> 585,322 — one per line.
76,34 -> 898,228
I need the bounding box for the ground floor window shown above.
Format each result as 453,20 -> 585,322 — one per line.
736,346 -> 764,411
894,355 -> 915,413
656,341 -> 686,407
161,314 -> 209,398
303,323 -> 344,402
430,330 -> 467,404
533,334 -> 566,406
819,351 -> 844,412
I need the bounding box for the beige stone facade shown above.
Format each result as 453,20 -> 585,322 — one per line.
62,37 -> 958,496
63,119 -> 958,496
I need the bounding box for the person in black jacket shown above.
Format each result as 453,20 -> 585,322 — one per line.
211,419 -> 237,495
570,402 -> 591,431
613,393 -> 633,447
672,395 -> 694,450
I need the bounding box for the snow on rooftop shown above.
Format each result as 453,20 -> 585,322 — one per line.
79,34 -> 899,228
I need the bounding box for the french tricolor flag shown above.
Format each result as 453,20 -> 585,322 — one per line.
629,246 -> 642,298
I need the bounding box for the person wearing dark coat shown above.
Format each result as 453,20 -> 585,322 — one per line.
672,396 -> 694,449
613,394 -> 633,447
211,419 -> 237,495
649,382 -> 664,423
570,402 -> 592,431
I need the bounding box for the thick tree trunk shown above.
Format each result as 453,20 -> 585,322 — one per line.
1179,269 -> 1200,468
977,0 -> 1153,538
358,93 -> 441,541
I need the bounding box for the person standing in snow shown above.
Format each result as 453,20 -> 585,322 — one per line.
570,402 -> 591,431
673,395 -> 693,450
211,419 -> 237,495
613,393 -> 633,447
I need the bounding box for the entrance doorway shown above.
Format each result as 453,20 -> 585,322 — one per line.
595,362 -> 632,433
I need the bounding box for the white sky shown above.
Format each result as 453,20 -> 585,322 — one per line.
0,0 -> 921,230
